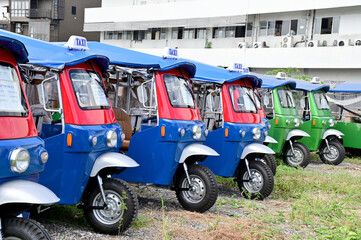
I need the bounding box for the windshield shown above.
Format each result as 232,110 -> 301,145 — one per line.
70,70 -> 110,110
278,89 -> 296,108
0,64 -> 28,117
246,87 -> 262,110
228,85 -> 257,113
314,92 -> 330,110
163,75 -> 195,108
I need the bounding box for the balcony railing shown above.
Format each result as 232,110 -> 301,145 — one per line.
27,9 -> 52,19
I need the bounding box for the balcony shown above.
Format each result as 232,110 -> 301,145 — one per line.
27,9 -> 52,19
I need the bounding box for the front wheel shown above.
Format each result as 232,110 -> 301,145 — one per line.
237,161 -> 274,200
83,178 -> 138,235
2,217 -> 51,240
319,140 -> 345,165
283,142 -> 310,168
175,164 -> 218,213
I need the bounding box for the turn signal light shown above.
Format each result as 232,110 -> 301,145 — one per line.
313,120 -> 316,126
225,128 -> 229,138
67,133 -> 72,147
275,118 -> 279,125
161,126 -> 166,137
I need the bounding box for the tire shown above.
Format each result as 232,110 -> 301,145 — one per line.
263,154 -> 277,175
3,217 -> 51,240
83,178 -> 138,235
320,140 -> 345,165
175,164 -> 218,213
283,142 -> 310,168
237,161 -> 274,200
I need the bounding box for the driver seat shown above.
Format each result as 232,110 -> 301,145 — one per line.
113,108 -> 132,150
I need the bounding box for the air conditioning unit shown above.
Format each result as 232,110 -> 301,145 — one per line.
354,39 -> 361,46
237,42 -> 247,48
307,40 -> 319,48
281,36 -> 293,48
333,39 -> 350,47
253,41 -> 265,48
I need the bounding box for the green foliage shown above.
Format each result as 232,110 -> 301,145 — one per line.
265,67 -> 313,82
132,214 -> 152,230
205,39 -> 212,49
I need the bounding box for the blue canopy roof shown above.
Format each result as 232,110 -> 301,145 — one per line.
0,35 -> 28,63
329,82 -> 361,93
0,30 -> 109,72
84,42 -> 196,78
252,73 -> 297,89
183,60 -> 262,88
292,78 -> 330,92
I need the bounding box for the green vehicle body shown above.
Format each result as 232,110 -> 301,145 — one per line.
332,122 -> 361,149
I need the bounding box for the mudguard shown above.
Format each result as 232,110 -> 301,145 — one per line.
90,152 -> 139,177
0,180 -> 59,205
322,129 -> 344,140
264,136 -> 278,144
179,143 -> 219,164
286,129 -> 310,141
241,143 -> 275,159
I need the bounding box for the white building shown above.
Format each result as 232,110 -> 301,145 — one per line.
84,0 -> 361,82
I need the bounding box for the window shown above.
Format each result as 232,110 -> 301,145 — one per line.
259,88 -> 274,119
290,20 -> 298,35
183,28 -> 195,39
292,90 -> 310,120
212,27 -> 225,38
246,22 -> 253,37
71,6 -> 76,15
196,28 -> 207,39
297,19 -> 306,35
225,26 -> 235,38
228,85 -> 257,113
267,21 -> 275,36
314,92 -> 330,110
281,20 -> 290,36
151,28 -> 166,40
163,75 -> 195,109
11,1 -> 29,17
0,63 -> 28,117
29,21 -> 49,41
160,29 -> 167,39
133,30 -> 145,41
277,89 -> 296,108
259,21 -> 267,36
235,26 -> 245,38
314,17 -> 340,35
70,70 -> 110,110
171,28 -> 178,39
0,24 -> 7,30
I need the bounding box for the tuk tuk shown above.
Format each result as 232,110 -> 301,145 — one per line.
0,31 -> 139,235
87,43 -> 219,213
0,34 -> 59,239
190,62 -> 276,199
328,82 -> 361,153
292,79 -> 345,165
257,73 -> 311,168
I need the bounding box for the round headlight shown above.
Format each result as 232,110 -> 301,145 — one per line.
193,126 -> 202,140
252,128 -> 261,140
294,118 -> 300,127
40,150 -> 49,164
107,130 -> 118,147
10,148 -> 30,173
329,119 -> 334,127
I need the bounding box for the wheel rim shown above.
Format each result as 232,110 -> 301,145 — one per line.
323,145 -> 339,162
180,174 -> 206,203
4,237 -> 22,240
242,169 -> 264,193
92,190 -> 125,225
286,147 -> 304,166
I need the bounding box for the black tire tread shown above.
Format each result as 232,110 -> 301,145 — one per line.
3,217 -> 52,240
263,154 -> 277,175
320,140 -> 346,165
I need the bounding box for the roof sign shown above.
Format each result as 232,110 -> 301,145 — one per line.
311,77 -> 320,84
229,62 -> 249,73
64,35 -> 89,51
162,47 -> 178,59
275,72 -> 286,79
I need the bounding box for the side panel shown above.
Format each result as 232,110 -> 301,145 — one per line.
334,122 -> 361,149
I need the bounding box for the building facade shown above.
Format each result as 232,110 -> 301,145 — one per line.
84,0 -> 361,82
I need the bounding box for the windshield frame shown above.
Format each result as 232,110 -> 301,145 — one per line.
228,85 -> 258,114
0,62 -> 28,117
277,88 -> 296,109
163,74 -> 196,109
313,92 -> 330,110
69,69 -> 110,111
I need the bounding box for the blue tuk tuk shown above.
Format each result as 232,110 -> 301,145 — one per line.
86,43 -> 219,213
0,31 -> 139,235
0,34 -> 59,239
189,61 -> 276,199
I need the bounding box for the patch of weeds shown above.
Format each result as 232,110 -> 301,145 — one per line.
216,176 -> 237,188
227,212 -> 240,218
159,194 -> 171,240
206,201 -> 222,231
131,214 -> 152,230
344,156 -> 361,165
218,196 -> 243,209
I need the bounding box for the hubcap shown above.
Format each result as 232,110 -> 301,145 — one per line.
286,147 -> 304,166
181,174 -> 206,203
242,169 -> 264,193
92,190 -> 125,225
324,145 -> 339,161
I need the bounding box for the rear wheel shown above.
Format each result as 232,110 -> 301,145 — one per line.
320,140 -> 345,165
237,160 -> 274,200
283,142 -> 310,168
83,178 -> 138,235
3,217 -> 51,240
175,164 -> 218,213
263,154 -> 277,175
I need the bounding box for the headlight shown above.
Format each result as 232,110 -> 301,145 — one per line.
40,150 -> 49,164
294,118 -> 300,127
193,126 -> 202,140
329,119 -> 334,127
252,128 -> 261,140
107,130 -> 118,147
10,147 -> 30,173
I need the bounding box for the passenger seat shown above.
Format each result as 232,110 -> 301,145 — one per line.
113,108 -> 132,150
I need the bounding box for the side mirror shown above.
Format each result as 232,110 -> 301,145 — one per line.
264,96 -> 270,106
137,83 -> 148,104
41,78 -> 61,113
300,98 -> 306,109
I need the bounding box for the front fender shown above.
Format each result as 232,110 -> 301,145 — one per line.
0,180 -> 59,205
264,136 -> 278,144
322,129 -> 344,140
90,152 -> 139,177
241,143 -> 275,159
179,143 -> 219,164
286,129 -> 310,141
